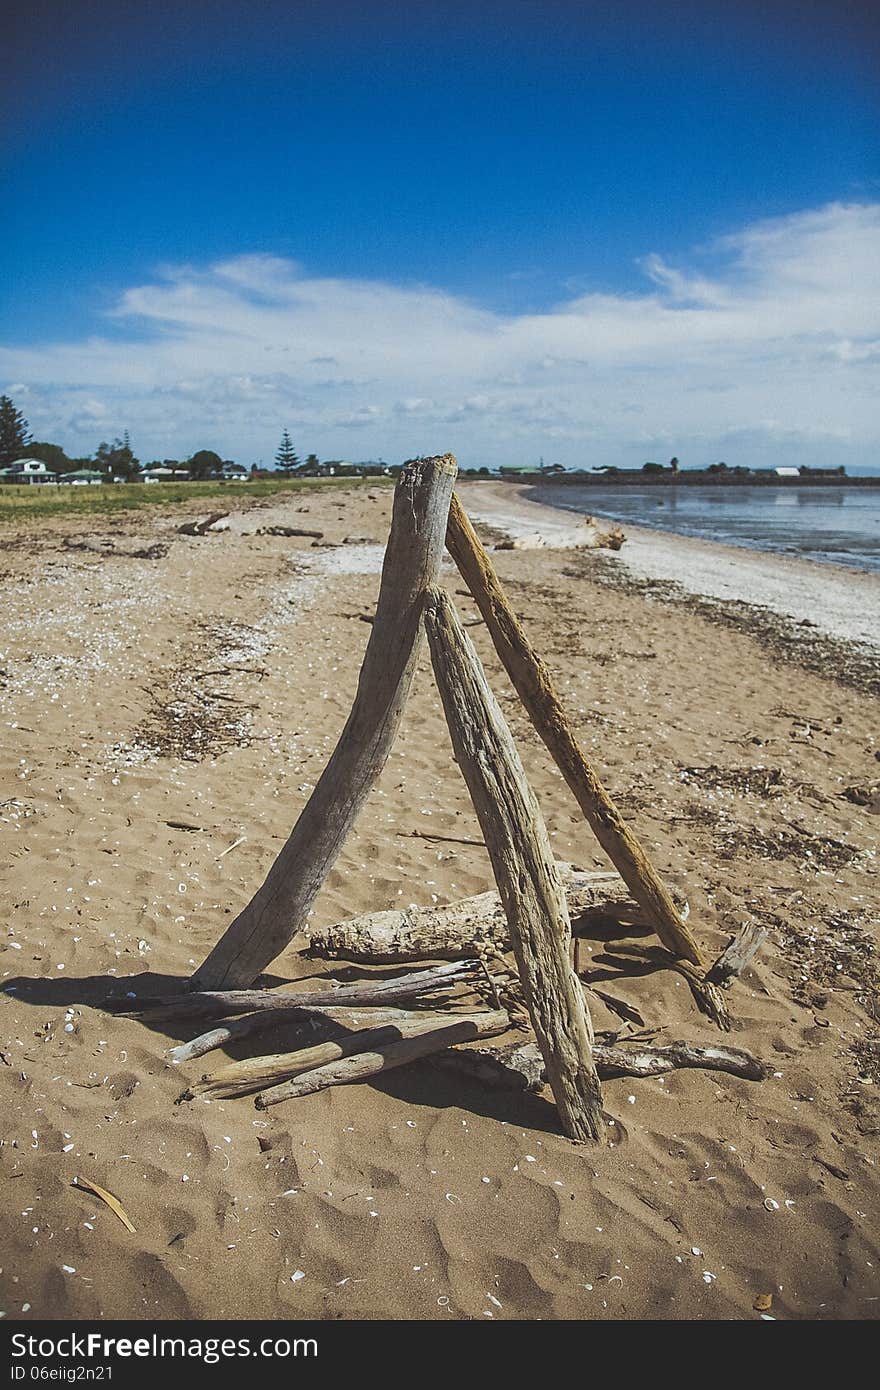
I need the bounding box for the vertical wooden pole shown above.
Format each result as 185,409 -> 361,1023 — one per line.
424,585 -> 605,1143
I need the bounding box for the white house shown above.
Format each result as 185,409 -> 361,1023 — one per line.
0,458 -> 57,484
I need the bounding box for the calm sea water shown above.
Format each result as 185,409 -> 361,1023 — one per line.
529,484 -> 880,574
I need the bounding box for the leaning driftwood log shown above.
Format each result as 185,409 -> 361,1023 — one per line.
255,1010 -> 511,1109
167,1003 -> 432,1065
431,1038 -> 768,1089
709,921 -> 768,988
445,494 -> 704,969
308,865 -> 625,963
191,455 -> 458,990
124,959 -> 477,1022
424,585 -> 604,1143
179,1010 -> 508,1100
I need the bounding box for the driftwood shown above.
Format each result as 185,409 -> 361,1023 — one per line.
308,865 -> 625,963
256,525 -> 324,539
709,922 -> 768,988
191,455 -> 458,989
167,1004 -> 429,1065
445,494 -> 704,970
178,512 -> 229,536
167,1006 -> 428,1067
180,1010 -> 508,1100
424,586 -> 604,1143
124,959 -> 477,1022
431,1038 -> 768,1089
595,1039 -> 767,1081
255,1010 -> 511,1109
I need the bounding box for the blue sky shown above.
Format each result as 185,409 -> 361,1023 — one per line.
2,1 -> 879,470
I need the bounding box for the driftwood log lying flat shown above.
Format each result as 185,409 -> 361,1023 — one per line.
255,1010 -> 511,1109
125,959 -> 477,1023
167,1003 -> 430,1065
178,512 -> 229,536
191,454 -> 458,990
424,586 -> 604,1143
445,494 -> 704,969
308,865 -> 625,963
432,1038 -> 768,1090
180,1010 -> 508,1100
595,1039 -> 767,1081
256,525 -> 324,539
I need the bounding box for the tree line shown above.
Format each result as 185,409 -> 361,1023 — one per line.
0,395 -> 244,479
0,396 -> 331,480
1,396 -> 404,484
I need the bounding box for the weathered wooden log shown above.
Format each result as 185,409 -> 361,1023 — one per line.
191,454 -> 458,990
308,866 -> 625,963
255,1010 -> 511,1108
167,1004 -> 428,1065
445,493 -> 704,969
256,525 -> 324,539
709,921 -> 768,988
125,959 -> 477,1022
596,1038 -> 767,1080
180,1010 -> 507,1100
424,585 -> 604,1143
431,1038 -> 767,1088
178,512 -> 229,536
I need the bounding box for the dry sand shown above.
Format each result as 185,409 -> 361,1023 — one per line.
1,478 -> 878,1321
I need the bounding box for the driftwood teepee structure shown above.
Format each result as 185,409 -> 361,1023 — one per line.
123,454 -> 766,1142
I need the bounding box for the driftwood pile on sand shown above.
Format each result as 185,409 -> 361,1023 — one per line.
118,456 -> 767,1142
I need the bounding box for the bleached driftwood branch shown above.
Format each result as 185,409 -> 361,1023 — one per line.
191,454 -> 458,989
179,1010 -> 508,1100
255,1010 -> 511,1109
432,1038 -> 768,1089
167,1003 -> 432,1065
124,959 -> 477,1022
308,865 -> 625,963
424,585 -> 604,1143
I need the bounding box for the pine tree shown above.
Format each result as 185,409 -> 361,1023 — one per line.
0,395 -> 31,466
95,433 -> 139,479
275,429 -> 300,474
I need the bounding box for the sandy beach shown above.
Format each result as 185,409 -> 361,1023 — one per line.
1,477 -> 878,1321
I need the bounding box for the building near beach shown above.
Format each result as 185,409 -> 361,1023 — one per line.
140,466 -> 192,481
0,458 -> 58,484
60,469 -> 105,485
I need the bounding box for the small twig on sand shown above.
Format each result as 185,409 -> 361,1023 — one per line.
216,836 -> 246,861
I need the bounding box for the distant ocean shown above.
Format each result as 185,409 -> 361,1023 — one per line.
528,483 -> 880,575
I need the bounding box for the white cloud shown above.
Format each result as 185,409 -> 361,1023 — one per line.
2,201 -> 879,469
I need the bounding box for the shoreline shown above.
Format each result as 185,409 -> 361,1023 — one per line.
458,479 -> 880,651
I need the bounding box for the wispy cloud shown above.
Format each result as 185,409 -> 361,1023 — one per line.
2,202 -> 878,468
